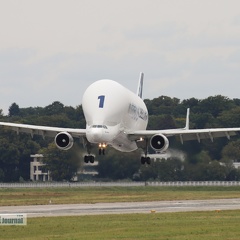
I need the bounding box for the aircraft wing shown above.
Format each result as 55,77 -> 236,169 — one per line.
0,122 -> 86,138
128,128 -> 240,144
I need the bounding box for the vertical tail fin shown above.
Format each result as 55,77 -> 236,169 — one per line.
137,72 -> 144,99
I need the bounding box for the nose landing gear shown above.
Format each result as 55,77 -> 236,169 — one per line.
98,143 -> 107,155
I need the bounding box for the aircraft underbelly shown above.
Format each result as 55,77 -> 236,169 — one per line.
110,131 -> 137,152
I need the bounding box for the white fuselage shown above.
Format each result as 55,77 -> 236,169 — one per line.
82,80 -> 148,152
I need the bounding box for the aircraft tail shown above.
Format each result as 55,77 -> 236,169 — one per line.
137,72 -> 144,99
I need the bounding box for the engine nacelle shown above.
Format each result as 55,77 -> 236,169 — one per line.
150,134 -> 169,152
55,132 -> 74,150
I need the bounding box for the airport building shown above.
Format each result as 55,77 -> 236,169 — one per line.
233,162 -> 240,169
78,161 -> 99,180
30,154 -> 51,181
30,154 -> 98,181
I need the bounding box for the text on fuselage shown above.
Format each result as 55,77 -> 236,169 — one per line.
128,103 -> 148,121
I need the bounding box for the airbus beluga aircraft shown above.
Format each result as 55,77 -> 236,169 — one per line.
1,72 -> 240,165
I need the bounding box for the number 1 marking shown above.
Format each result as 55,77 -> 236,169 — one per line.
98,95 -> 105,108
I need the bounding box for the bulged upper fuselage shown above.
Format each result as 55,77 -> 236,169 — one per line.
82,80 -> 148,152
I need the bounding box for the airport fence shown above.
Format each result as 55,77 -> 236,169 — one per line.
1,181 -> 240,188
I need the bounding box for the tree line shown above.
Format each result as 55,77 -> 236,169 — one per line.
1,95 -> 240,182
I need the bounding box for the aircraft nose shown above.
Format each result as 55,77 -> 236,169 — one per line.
86,126 -> 103,143
92,128 -> 103,141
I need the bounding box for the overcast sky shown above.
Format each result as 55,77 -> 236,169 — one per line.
0,0 -> 240,114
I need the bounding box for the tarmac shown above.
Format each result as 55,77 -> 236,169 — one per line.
1,198 -> 240,217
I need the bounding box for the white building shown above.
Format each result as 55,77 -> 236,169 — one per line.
30,154 -> 51,181
233,162 -> 240,169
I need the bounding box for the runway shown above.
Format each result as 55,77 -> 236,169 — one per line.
1,198 -> 240,217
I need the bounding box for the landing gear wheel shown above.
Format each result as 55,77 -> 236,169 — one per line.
141,157 -> 151,165
141,156 -> 146,165
90,155 -> 94,163
84,155 -> 88,163
84,155 -> 95,164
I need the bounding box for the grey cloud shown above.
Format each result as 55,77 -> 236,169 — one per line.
125,22 -> 183,40
0,40 -> 240,115
233,14 -> 240,25
228,49 -> 240,63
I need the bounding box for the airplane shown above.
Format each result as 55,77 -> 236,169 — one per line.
1,72 -> 240,165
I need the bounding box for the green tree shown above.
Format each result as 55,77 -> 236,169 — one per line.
146,96 -> 180,115
221,140 -> 240,162
41,143 -> 81,181
0,168 -> 4,181
190,113 -> 215,129
139,158 -> 184,181
198,95 -> 234,117
8,102 -> 20,117
205,160 -> 226,181
218,107 -> 240,128
0,128 -> 41,181
0,130 -> 21,181
181,98 -> 199,112
97,149 -> 140,180
148,115 -> 176,130
44,101 -> 64,115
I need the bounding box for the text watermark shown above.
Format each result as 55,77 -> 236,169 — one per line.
0,214 -> 27,226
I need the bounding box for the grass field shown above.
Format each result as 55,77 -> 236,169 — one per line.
1,210 -> 240,240
1,186 -> 240,206
1,186 -> 240,239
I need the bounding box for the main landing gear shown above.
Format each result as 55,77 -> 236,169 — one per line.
140,138 -> 151,165
84,155 -> 95,163
141,156 -> 151,165
84,140 -> 95,163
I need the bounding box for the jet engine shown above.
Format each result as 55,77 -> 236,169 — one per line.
55,132 -> 74,150
150,134 -> 169,152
